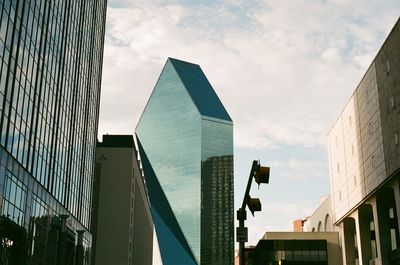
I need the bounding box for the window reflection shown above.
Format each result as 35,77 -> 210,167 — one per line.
2,170 -> 27,226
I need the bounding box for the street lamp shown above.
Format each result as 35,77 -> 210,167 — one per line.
237,160 -> 270,265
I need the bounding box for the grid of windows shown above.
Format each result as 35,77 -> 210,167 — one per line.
2,170 -> 27,226
28,195 -> 49,265
201,155 -> 234,265
0,0 -> 106,229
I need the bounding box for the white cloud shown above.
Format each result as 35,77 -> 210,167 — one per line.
99,0 -> 400,150
238,201 -> 317,245
97,2 -> 400,262
270,158 -> 329,181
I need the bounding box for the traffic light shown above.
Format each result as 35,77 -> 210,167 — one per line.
254,163 -> 270,187
247,197 -> 261,216
238,160 -> 271,265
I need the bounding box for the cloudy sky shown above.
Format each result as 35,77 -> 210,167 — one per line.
98,0 -> 400,263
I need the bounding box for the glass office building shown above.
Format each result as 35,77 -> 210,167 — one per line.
136,58 -> 234,265
0,0 -> 106,264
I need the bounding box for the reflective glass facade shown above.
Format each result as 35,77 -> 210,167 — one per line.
136,58 -> 234,265
0,0 -> 106,264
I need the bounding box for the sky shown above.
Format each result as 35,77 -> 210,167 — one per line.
98,0 -> 400,263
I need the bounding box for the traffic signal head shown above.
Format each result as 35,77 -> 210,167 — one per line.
255,165 -> 270,186
247,197 -> 261,216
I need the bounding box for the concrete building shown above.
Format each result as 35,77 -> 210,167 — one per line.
92,135 -> 153,265
293,195 -> 334,233
136,58 -> 234,265
0,0 -> 107,264
252,232 -> 342,265
293,217 -> 308,232
328,18 -> 400,265
304,195 -> 335,233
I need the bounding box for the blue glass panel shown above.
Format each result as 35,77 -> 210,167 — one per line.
200,118 -> 234,264
137,138 -> 197,261
201,117 -> 233,160
152,208 -> 197,265
169,58 -> 232,122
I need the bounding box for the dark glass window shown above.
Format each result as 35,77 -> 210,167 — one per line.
2,170 -> 27,226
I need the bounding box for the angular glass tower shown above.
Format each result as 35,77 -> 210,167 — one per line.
136,58 -> 234,265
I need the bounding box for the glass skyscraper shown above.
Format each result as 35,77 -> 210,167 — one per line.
0,0 -> 106,264
136,58 -> 234,265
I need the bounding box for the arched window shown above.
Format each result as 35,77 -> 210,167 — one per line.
317,221 -> 322,232
325,214 -> 332,232
312,227 -> 315,232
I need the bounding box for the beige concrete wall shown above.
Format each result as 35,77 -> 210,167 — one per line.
94,147 -> 134,265
303,195 -> 334,232
93,139 -> 154,265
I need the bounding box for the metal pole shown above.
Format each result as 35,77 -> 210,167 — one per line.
76,230 -> 85,265
238,214 -> 245,265
238,160 -> 258,265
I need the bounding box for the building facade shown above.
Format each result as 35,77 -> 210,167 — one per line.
293,217 -> 308,232
136,58 -> 234,265
299,195 -> 334,233
293,195 -> 334,233
254,232 -> 342,265
92,135 -> 153,265
0,0 -> 106,264
328,18 -> 400,265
